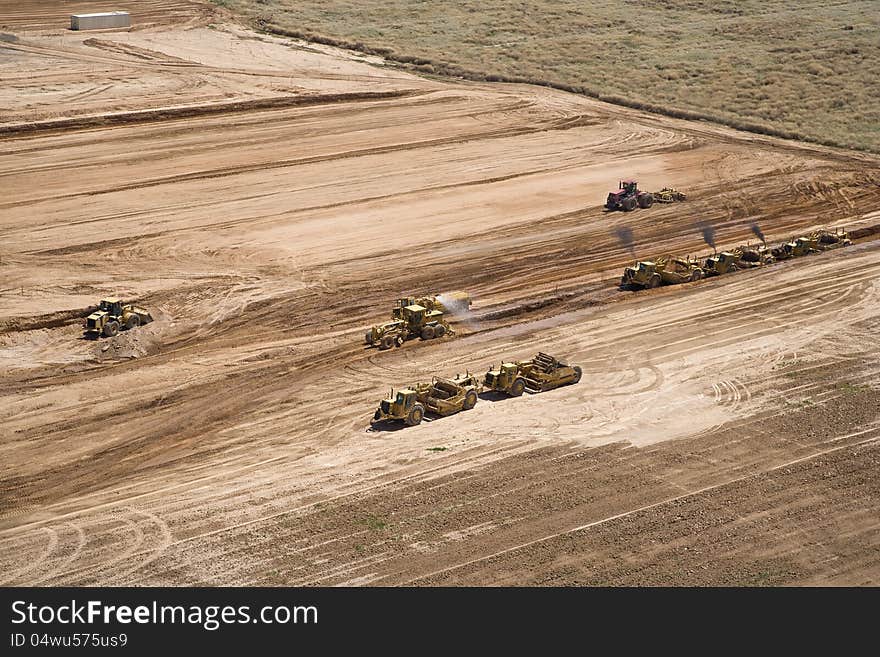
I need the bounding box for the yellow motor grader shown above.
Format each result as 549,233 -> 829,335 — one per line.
365,291 -> 470,350
365,303 -> 452,350
84,298 -> 153,338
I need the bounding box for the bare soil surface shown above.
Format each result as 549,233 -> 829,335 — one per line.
1,4 -> 878,586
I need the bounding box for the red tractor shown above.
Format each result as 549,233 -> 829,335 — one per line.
605,180 -> 654,211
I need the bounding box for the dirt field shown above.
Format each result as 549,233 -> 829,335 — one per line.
1,3 -> 879,586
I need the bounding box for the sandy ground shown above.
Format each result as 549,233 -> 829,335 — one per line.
1,3 -> 879,586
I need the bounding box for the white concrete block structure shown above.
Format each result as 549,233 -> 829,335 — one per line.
70,11 -> 131,31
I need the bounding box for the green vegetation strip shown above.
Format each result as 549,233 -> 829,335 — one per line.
218,0 -> 880,154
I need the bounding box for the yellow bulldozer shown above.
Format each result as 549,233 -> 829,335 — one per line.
85,298 -> 153,338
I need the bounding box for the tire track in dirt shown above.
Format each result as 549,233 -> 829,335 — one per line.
405,427 -> 880,585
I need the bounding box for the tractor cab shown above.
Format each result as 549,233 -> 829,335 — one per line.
99,298 -> 123,316
623,260 -> 656,285
498,362 -> 520,387
391,389 -> 416,412
608,180 -> 637,198
704,251 -> 738,275
372,387 -> 419,424
381,388 -> 415,415
619,180 -> 638,195
402,304 -> 443,329
794,236 -> 818,254
484,361 -> 519,388
402,304 -> 426,326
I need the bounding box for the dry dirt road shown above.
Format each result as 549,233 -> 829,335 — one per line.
1,2 -> 879,586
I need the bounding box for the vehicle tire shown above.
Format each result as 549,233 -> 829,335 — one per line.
421,326 -> 435,340
125,315 -> 140,330
434,324 -> 446,338
380,335 -> 396,350
690,269 -> 702,282
405,403 -> 424,426
103,321 -> 119,337
365,330 -> 374,345
638,193 -> 654,208
571,365 -> 582,384
620,276 -> 630,290
463,390 -> 478,410
373,409 -> 382,421
510,377 -> 526,397
622,197 -> 637,211
648,275 -> 662,289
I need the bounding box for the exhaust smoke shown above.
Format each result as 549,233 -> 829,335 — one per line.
750,222 -> 767,245
613,226 -> 637,258
696,221 -> 716,252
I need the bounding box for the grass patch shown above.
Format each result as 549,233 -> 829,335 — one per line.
838,382 -> 869,393
426,446 -> 449,452
219,0 -> 880,153
361,515 -> 387,531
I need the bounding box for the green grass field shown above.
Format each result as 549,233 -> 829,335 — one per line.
218,0 -> 880,152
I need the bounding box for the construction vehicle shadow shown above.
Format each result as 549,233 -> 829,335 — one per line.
477,390 -> 514,402
366,422 -> 408,433
367,416 -> 437,433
